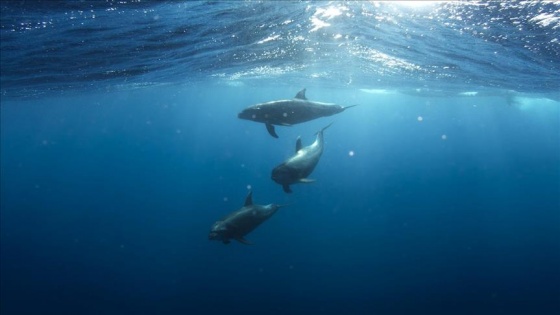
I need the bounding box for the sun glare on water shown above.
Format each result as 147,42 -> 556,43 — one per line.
383,1 -> 440,9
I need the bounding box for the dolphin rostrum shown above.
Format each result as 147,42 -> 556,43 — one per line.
208,191 -> 283,245
238,89 -> 355,138
271,123 -> 332,193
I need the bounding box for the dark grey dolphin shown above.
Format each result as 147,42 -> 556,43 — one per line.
271,123 -> 332,193
208,191 -> 283,245
238,89 -> 355,138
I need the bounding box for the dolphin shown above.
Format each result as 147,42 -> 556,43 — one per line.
271,123 -> 332,193
208,191 -> 283,245
238,88 -> 355,138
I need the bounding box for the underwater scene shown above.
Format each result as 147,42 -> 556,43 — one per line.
1,1 -> 559,315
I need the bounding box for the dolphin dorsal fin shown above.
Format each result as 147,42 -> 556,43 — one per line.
294,88 -> 307,100
295,136 -> 302,153
244,190 -> 253,206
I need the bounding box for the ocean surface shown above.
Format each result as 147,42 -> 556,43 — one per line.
1,1 -> 559,315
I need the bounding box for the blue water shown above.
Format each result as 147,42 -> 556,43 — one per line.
1,1 -> 559,315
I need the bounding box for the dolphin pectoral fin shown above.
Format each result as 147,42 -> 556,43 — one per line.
282,185 -> 292,193
235,237 -> 253,245
299,178 -> 315,183
295,88 -> 307,100
222,240 -> 231,245
265,123 -> 279,138
295,136 -> 302,153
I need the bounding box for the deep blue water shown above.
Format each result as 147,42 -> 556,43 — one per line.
1,1 -> 559,315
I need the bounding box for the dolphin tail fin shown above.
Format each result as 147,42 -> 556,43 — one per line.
316,122 -> 334,135
276,203 -> 293,208
235,237 -> 253,245
265,123 -> 279,138
343,104 -> 358,110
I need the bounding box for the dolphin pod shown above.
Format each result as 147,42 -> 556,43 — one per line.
210,89 -> 353,244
